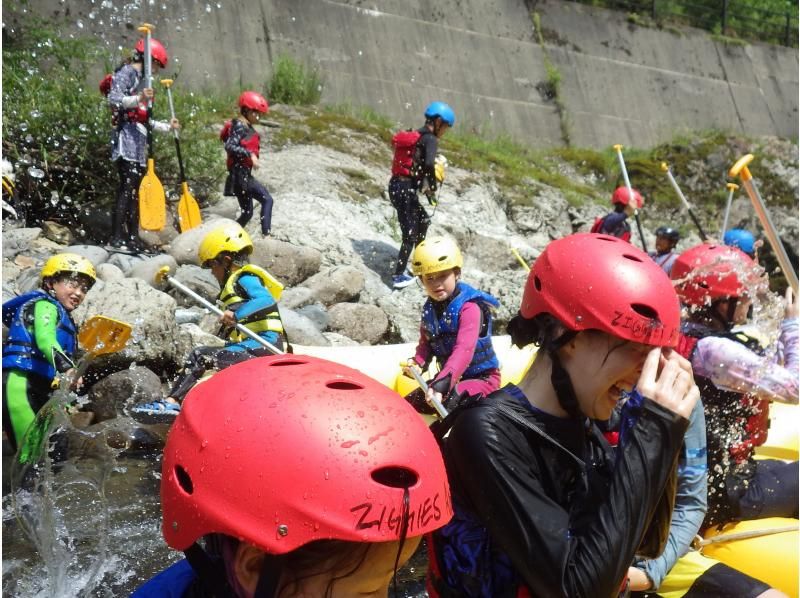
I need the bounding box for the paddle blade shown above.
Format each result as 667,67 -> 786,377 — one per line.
139,158 -> 166,231
78,316 -> 132,357
177,182 -> 202,232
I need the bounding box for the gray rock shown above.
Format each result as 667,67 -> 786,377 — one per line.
86,365 -> 163,422
279,286 -> 315,309
203,196 -> 240,220
168,217 -> 237,266
96,262 -> 125,282
327,302 -> 389,344
3,228 -> 41,259
250,238 -> 322,286
178,322 -> 226,347
127,254 -> 180,288
280,307 -> 330,346
106,251 -> 147,273
41,221 -> 74,245
377,285 -> 427,342
174,307 -> 206,325
296,303 -> 329,331
15,268 -> 41,294
166,264 -> 220,307
66,244 -> 110,266
322,331 -> 360,346
300,265 -> 365,306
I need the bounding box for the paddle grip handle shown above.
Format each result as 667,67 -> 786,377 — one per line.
408,367 -> 449,418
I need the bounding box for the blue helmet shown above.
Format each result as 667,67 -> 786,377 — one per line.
723,228 -> 756,256
424,101 -> 455,126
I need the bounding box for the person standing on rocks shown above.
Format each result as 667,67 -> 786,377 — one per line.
591,186 -> 644,242
649,225 -> 680,276
132,223 -> 286,419
389,101 -> 455,289
2,253 -> 96,457
107,37 -> 179,252
221,91 -> 274,237
402,237 -> 501,414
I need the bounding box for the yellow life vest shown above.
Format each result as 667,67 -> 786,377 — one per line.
219,264 -> 284,343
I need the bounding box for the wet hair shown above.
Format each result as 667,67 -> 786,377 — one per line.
613,202 -> 626,213
507,312 -> 566,350
42,271 -> 94,293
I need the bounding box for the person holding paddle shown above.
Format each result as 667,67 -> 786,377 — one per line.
107,36 -> 179,252
221,91 -> 274,237
426,233 -> 700,597
133,223 -> 286,418
133,355 -> 452,597
2,254 -> 96,453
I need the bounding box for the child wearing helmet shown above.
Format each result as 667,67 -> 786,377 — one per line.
107,36 -> 179,252
133,223 -> 286,419
723,228 -> 761,258
427,233 -> 700,597
403,237 -> 501,414
649,225 -> 680,275
591,186 -> 644,242
389,101 -> 455,289
671,243 -> 798,527
221,91 -> 275,237
132,355 -> 453,597
2,253 -> 96,453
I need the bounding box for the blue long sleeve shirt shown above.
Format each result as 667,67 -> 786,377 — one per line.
227,273 -> 281,350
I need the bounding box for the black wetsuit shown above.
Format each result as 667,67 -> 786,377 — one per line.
430,385 -> 688,598
390,127 -> 438,276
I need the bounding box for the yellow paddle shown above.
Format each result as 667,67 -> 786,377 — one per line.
137,23 -> 166,231
161,79 -> 202,232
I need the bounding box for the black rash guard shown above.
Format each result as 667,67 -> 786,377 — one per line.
411,127 -> 438,192
436,386 -> 688,597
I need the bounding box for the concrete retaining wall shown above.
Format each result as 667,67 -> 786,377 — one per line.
18,0 -> 798,148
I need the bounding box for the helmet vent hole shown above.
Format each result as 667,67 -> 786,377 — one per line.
326,380 -> 365,391
175,465 -> 194,495
268,358 -> 309,367
622,253 -> 643,263
533,275 -> 542,291
630,303 -> 658,320
371,466 -> 419,488
596,236 -> 618,242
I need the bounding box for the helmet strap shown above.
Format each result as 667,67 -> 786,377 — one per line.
547,331 -> 582,419
184,543 -> 236,596
254,554 -> 286,598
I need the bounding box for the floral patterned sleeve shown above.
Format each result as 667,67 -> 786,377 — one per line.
692,319 -> 799,404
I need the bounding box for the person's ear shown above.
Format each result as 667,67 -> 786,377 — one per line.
233,543 -> 266,594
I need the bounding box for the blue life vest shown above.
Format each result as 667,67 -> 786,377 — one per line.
421,282 -> 500,378
131,559 -> 197,597
2,291 -> 77,380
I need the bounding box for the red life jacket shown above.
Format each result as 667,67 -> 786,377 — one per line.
391,129 -> 422,177
676,332 -> 770,464
590,215 -> 631,242
100,72 -> 148,126
221,119 -> 260,169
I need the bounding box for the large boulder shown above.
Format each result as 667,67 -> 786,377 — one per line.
327,302 -> 390,344
280,307 -> 330,346
296,303 -> 329,331
96,262 -> 125,282
86,365 -> 163,422
127,254 -> 180,288
278,286 -> 314,310
377,286 -> 427,343
164,264 -> 220,307
73,278 -> 191,373
300,265 -> 365,306
168,217 -> 235,266
250,238 -> 322,286
3,228 -> 41,259
66,244 -> 110,266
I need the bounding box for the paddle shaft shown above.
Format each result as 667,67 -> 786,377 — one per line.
613,146 -> 648,252
663,166 -> 708,241
143,27 -> 154,156
407,367 -> 449,418
164,86 -> 187,183
694,524 -> 798,548
721,185 -> 736,237
163,272 -> 284,355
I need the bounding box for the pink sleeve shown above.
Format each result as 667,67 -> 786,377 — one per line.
413,323 -> 431,366
692,320 -> 799,404
435,302 -> 482,391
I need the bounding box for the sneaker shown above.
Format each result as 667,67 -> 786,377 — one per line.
392,274 -> 415,289
130,399 -> 181,423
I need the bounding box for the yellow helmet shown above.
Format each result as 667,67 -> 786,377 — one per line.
410,237 -> 463,276
198,223 -> 253,265
40,253 -> 96,284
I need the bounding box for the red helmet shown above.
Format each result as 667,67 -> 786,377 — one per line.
611,186 -> 644,208
134,38 -> 168,68
520,233 -> 680,347
238,91 -> 269,113
670,243 -> 760,307
161,355 -> 452,553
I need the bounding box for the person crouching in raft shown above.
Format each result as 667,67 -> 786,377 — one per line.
402,236 -> 501,414
3,254 -> 96,456
132,355 -> 452,597
671,243 -> 798,527
426,233 -> 700,597
132,222 -> 286,419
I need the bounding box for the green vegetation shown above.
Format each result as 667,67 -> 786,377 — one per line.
531,12 -> 571,146
268,54 -> 323,106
